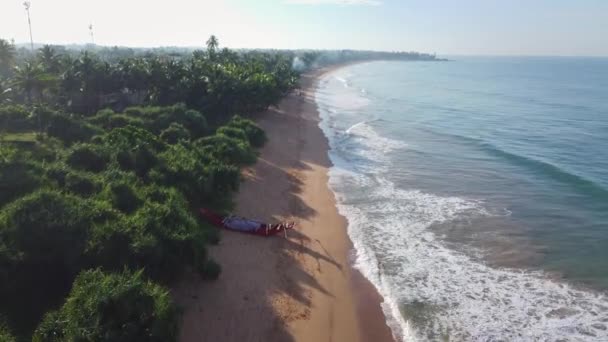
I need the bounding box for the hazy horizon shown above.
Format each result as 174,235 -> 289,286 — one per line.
1,0 -> 607,57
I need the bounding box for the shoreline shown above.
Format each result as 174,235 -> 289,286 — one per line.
175,63 -> 395,342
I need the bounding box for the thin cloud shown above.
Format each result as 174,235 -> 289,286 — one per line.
285,0 -> 382,5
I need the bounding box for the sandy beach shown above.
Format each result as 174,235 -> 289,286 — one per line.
174,66 -> 395,342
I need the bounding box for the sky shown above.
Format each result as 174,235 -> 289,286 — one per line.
1,0 -> 607,56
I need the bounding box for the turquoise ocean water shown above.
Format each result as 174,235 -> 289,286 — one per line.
315,58 -> 608,341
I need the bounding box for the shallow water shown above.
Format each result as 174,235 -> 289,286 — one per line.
316,58 -> 608,341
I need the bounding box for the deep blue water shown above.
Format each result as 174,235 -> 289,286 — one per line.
316,58 -> 608,341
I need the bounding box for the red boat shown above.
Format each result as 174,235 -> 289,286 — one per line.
199,208 -> 294,237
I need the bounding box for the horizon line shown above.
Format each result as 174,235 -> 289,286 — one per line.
8,41 -> 608,59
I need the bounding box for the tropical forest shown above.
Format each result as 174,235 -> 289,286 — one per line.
0,35 -> 298,341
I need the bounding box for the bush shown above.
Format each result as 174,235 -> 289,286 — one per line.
0,190 -> 103,270
65,172 -> 99,197
197,134 -> 256,166
0,105 -> 33,132
0,190 -> 113,332
181,109 -> 208,138
133,146 -> 158,178
154,143 -> 211,201
47,113 -> 100,145
124,190 -> 208,280
228,116 -> 266,148
44,163 -> 69,186
86,185 -> 210,281
0,325 -> 15,342
102,125 -> 165,154
66,144 -> 109,173
207,162 -> 240,193
216,126 -> 248,142
116,150 -> 134,170
32,269 -> 178,342
107,182 -> 141,213
88,109 -> 145,130
102,127 -> 162,176
160,123 -> 190,144
0,147 -> 44,207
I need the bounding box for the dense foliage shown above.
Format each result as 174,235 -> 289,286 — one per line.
0,36 -> 282,340
32,269 -> 177,342
0,38 -> 298,117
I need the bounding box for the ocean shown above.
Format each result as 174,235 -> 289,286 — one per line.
315,58 -> 608,341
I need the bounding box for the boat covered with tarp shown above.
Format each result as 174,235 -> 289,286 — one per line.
199,208 -> 294,237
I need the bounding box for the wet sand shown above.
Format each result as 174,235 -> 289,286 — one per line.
175,65 -> 395,342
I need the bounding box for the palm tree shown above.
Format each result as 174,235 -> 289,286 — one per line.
38,45 -> 61,74
206,35 -> 219,60
12,61 -> 54,104
0,39 -> 16,77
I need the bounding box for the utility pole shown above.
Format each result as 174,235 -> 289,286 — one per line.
23,1 -> 34,52
89,24 -> 95,45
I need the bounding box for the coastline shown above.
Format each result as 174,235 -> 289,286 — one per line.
175,64 -> 395,342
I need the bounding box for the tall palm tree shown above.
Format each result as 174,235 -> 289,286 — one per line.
206,35 -> 219,60
0,39 -> 16,77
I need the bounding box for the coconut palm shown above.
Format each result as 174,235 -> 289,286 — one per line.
0,39 -> 16,77
206,35 -> 219,60
37,45 -> 61,74
12,61 -> 55,103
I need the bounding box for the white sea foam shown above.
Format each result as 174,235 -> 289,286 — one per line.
316,71 -> 608,341
345,120 -> 408,153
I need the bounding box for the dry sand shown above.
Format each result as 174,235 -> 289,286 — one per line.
175,66 -> 395,342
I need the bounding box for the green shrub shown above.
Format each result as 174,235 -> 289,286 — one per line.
207,162 -> 240,193
0,105 -> 36,132
123,106 -> 145,117
107,182 -> 141,213
88,109 -> 145,130
0,105 -> 33,132
216,126 -> 248,142
125,191 -> 207,280
87,187 -> 209,282
0,190 -> 103,270
0,324 -> 15,342
116,150 -> 135,170
102,125 -> 160,151
44,163 -> 69,186
0,148 -> 44,207
46,113 -> 100,144
181,109 -> 208,138
66,144 -> 109,173
0,190 -> 114,332
197,134 -> 256,165
160,123 -> 190,144
65,172 -> 99,197
32,269 -> 178,342
133,146 -> 158,178
154,142 -> 210,201
228,115 -> 266,148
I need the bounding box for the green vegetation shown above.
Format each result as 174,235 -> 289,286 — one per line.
0,36 -> 295,340
32,269 -> 177,342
